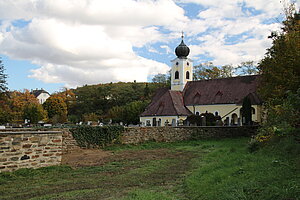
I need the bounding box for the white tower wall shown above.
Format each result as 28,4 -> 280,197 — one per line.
171,58 -> 193,91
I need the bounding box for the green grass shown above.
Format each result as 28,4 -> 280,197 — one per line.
185,137 -> 300,200
0,137 -> 299,200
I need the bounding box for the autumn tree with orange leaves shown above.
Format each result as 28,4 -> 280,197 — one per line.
0,90 -> 47,124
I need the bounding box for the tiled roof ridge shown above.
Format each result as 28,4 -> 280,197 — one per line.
189,74 -> 260,83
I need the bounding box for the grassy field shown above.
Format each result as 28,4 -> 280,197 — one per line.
0,137 -> 299,200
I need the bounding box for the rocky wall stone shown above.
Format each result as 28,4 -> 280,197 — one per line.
121,126 -> 258,144
0,131 -> 62,172
61,129 -> 80,154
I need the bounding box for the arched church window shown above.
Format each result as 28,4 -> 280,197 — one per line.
186,71 -> 190,79
187,62 -> 189,66
176,62 -> 179,65
175,71 -> 179,79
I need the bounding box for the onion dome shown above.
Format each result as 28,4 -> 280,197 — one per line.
175,35 -> 190,59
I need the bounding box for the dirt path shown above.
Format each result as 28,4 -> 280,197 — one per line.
62,148 -> 180,168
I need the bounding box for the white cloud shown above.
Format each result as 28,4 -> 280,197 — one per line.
160,45 -> 172,54
0,0 -> 295,89
0,0 -> 182,87
29,56 -> 169,88
174,0 -> 289,66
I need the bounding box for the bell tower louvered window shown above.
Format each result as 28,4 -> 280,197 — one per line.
175,71 -> 179,79
186,71 -> 190,79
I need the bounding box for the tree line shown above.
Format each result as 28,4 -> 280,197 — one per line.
0,77 -> 167,125
0,5 -> 298,131
151,60 -> 258,85
254,6 -> 300,144
0,59 -> 259,126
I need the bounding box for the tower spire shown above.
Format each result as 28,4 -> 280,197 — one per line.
171,33 -> 193,91
175,32 -> 190,59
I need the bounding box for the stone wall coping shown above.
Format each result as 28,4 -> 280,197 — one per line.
125,126 -> 259,129
0,131 -> 62,135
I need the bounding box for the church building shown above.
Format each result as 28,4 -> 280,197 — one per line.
140,35 -> 263,126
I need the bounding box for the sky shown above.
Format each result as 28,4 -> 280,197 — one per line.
0,0 -> 298,94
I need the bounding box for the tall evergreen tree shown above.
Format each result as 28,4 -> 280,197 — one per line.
241,96 -> 252,125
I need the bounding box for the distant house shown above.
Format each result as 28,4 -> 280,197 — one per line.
31,89 -> 50,104
140,36 -> 263,127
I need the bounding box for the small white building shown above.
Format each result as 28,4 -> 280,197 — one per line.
31,89 -> 50,104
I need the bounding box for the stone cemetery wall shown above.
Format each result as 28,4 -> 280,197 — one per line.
0,130 -> 62,172
0,126 -> 258,172
121,126 -> 258,144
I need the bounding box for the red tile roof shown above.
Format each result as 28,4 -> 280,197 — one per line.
140,75 -> 262,117
140,88 -> 192,117
183,75 -> 262,105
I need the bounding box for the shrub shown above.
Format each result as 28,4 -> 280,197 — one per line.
186,112 -> 218,126
70,125 -> 124,148
201,112 -> 217,126
251,89 -> 300,151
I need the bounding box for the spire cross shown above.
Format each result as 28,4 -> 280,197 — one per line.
181,31 -> 184,39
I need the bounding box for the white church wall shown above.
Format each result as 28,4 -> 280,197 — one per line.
186,104 -> 262,124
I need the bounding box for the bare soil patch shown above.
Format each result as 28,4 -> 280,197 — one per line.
62,148 -> 181,168
61,148 -> 113,167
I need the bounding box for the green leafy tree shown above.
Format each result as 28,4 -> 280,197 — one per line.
255,6 -> 300,142
193,62 -> 237,80
193,62 -> 222,80
0,109 -> 12,124
241,96 -> 252,125
0,59 -> 8,94
143,83 -> 150,99
108,105 -> 124,123
258,10 -> 300,102
122,100 -> 149,125
23,103 -> 47,124
152,73 -> 170,84
108,100 -> 149,125
68,82 -> 167,123
237,61 -> 258,75
220,64 -> 234,78
200,112 -> 217,126
43,96 -> 67,123
152,70 -> 171,88
82,112 -> 100,122
68,115 -> 80,124
186,115 -> 202,126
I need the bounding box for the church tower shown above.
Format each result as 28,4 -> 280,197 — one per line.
171,34 -> 193,91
